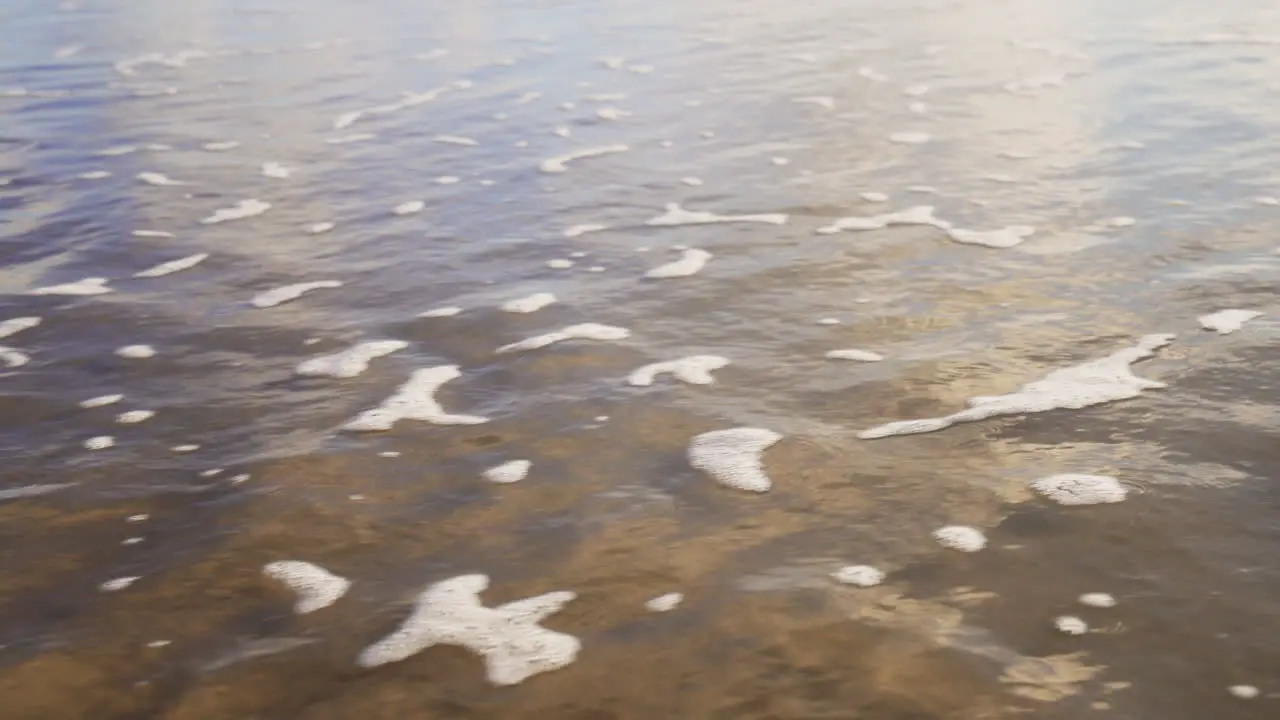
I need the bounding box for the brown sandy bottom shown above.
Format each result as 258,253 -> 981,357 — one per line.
0,399 -> 1121,720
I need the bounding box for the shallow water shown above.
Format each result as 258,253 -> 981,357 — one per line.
2,0 -> 1280,717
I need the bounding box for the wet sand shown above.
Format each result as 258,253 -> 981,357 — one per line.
3,0 -> 1280,717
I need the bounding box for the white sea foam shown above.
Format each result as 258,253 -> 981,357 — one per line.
296,340 -> 409,379
308,222 -> 335,234
539,144 -> 630,173
816,205 -> 943,234
325,133 -> 376,145
552,127 -> 571,138
771,157 -> 790,166
435,176 -> 461,185
546,259 -> 574,269
515,91 -> 542,104
334,87 -> 450,130
496,323 -> 629,354
860,191 -> 889,203
501,292 -> 556,313
0,317 -> 40,340
131,230 -> 175,238
199,199 -> 271,224
645,249 -> 712,278
81,394 -> 123,408
419,306 -> 461,318
116,344 -> 156,359
1079,592 -> 1116,608
393,200 -> 425,216
688,427 -> 781,493
251,281 -> 342,308
563,224 -> 608,238
262,162 -> 291,179
126,514 -> 149,523
947,225 -> 1036,248
794,95 -> 834,110
1199,309 -> 1261,334
1255,196 -> 1279,206
134,253 -> 208,278
97,144 -> 138,156
172,444 -> 199,453
817,318 -> 841,326
596,106 -> 630,120
933,525 -> 986,552
860,334 -> 1174,439
117,410 -> 155,424
84,436 -> 115,450
645,593 -> 683,612
825,349 -> 884,362
889,132 -> 931,144
680,177 -> 703,187
263,561 -> 351,614
137,172 -> 184,186
78,171 -> 111,179
832,565 -> 885,587
1055,616 -> 1088,635
0,347 -> 29,368
1228,685 -> 1260,699
434,134 -> 478,146
645,202 -> 787,227
356,574 -> 580,685
1031,474 -> 1127,506
628,355 -> 728,386
483,459 -> 531,484
100,576 -> 140,592
343,365 -> 489,431
0,483 -> 76,502
202,141 -> 240,151
30,277 -> 111,296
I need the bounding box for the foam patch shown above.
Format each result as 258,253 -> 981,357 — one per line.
1078,593 -> 1116,608
251,281 -> 342,308
84,436 -> 115,450
860,334 -> 1174,439
356,574 -> 580,686
296,340 -> 409,378
645,203 -> 787,227
0,317 -> 40,340
816,206 -> 943,234
1199,309 -> 1261,334
644,593 -> 683,612
81,394 -> 123,408
642,246 -> 715,277
262,162 -> 292,179
114,343 -> 156,359
343,365 -> 489,431
263,561 -> 351,613
825,349 -> 884,362
100,576 -> 140,592
563,224 -> 608,238
947,225 -> 1035,248
1054,616 -> 1088,635
419,306 -> 461,318
483,459 -> 531,484
688,427 -> 781,493
501,292 -> 556,313
134,253 -> 208,278
393,200 -> 425,216
832,565 -> 885,587
117,410 -> 155,424
1031,474 -> 1127,505
539,144 -> 630,173
628,355 -> 728,386
137,172 -> 184,186
496,324 -> 629,354
200,199 -> 271,224
934,526 -> 986,552
30,277 -> 111,295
